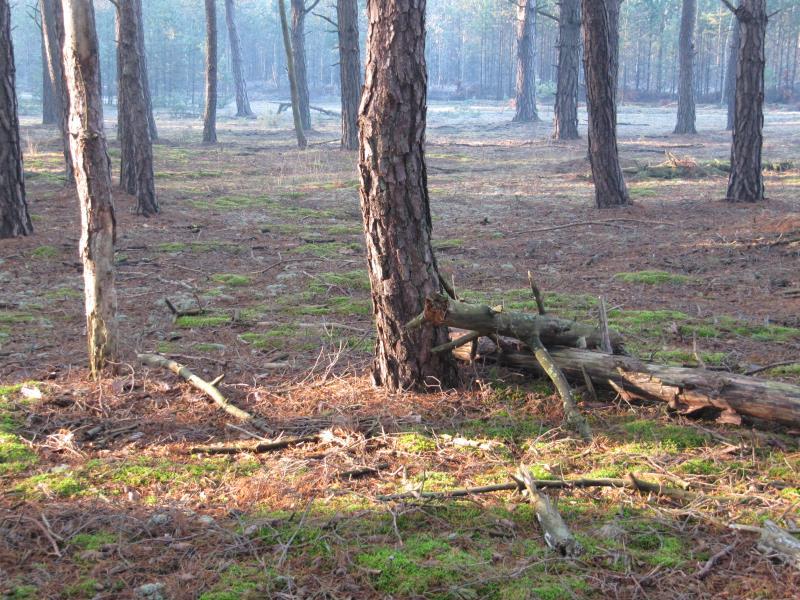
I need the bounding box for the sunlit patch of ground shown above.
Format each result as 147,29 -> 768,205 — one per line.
1,102 -> 798,598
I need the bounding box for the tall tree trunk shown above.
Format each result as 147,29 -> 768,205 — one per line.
61,0 -> 119,377
674,0 -> 697,133
582,0 -> 630,208
291,0 -> 311,130
116,0 -> 158,216
553,0 -> 580,139
42,34 -> 57,125
40,0 -> 73,182
337,0 -> 360,150
116,12 -> 134,194
513,0 -> 538,122
202,0 -> 218,143
278,0 -> 307,149
134,0 -> 157,140
358,0 -> 456,392
224,0 -> 254,117
607,0 -> 620,102
724,15 -> 740,131
727,0 -> 767,203
0,0 -> 32,239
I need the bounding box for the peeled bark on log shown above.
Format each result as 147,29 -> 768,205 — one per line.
408,294 -> 623,352
453,341 -> 800,428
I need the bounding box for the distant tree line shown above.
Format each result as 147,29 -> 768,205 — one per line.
8,0 -> 800,111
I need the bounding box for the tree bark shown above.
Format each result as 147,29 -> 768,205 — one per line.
134,0 -> 157,140
727,0 -> 767,203
202,0 -> 218,144
724,16 -> 739,131
61,0 -> 119,377
582,0 -> 630,208
513,0 -> 538,122
337,0 -> 360,150
553,0 -> 580,139
0,0 -> 32,239
278,0 -> 307,149
674,0 -> 697,134
224,0 -> 254,118
41,34 -> 57,125
40,0 -> 73,183
358,0 -> 456,392
291,0 -> 311,130
115,0 -> 158,216
607,0 -> 620,102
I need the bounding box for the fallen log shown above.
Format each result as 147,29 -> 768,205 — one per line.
409,293 -> 623,352
453,342 -> 800,428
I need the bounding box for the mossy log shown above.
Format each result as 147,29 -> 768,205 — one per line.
453,340 -> 800,428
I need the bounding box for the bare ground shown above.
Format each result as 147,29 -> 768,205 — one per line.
1,101 -> 799,599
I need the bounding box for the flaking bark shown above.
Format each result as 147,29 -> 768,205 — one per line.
62,0 -> 119,376
553,0 -> 580,140
358,0 -> 456,392
337,0 -> 361,150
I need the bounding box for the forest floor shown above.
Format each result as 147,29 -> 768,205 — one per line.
1,100 -> 800,599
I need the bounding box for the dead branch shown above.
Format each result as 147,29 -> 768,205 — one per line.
730,520 -> 800,571
137,353 -> 268,431
337,462 -> 389,479
527,270 -> 546,315
695,543 -> 735,579
188,434 -> 320,455
406,294 -> 623,352
518,466 -> 582,557
377,473 -> 691,502
508,219 -> 674,237
528,335 -> 591,441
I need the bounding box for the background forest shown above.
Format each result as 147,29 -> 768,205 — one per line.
9,0 -> 800,115
1,0 -> 799,599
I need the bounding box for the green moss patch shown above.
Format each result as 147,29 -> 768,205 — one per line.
309,270 -> 370,293
211,273 -> 251,287
290,241 -> 362,258
70,532 -> 117,551
615,270 -> 693,285
356,534 -> 479,597
176,314 -> 231,328
31,245 -> 59,259
156,241 -> 242,254
622,419 -> 707,451
395,432 -> 437,453
239,325 -> 299,349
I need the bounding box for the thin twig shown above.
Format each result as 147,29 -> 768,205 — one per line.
508,219 -> 673,237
